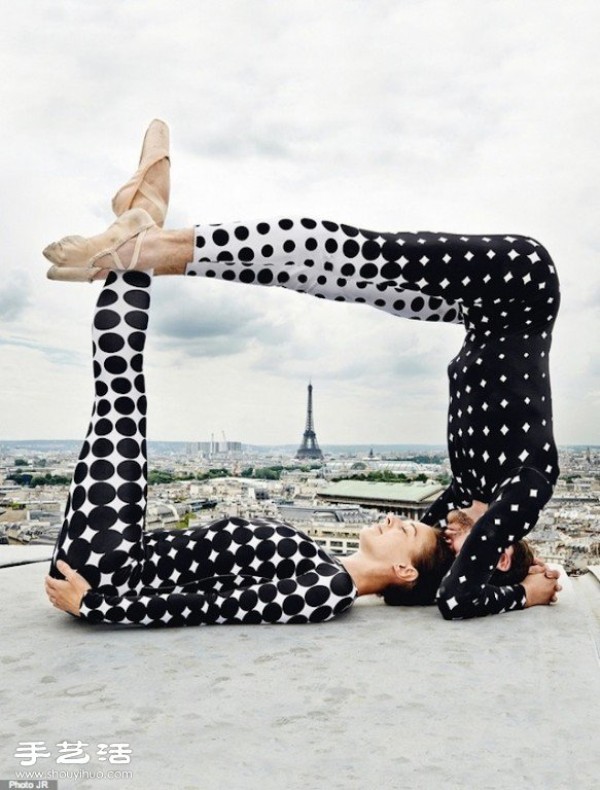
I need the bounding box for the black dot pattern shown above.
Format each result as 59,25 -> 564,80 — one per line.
49,271 -> 152,596
190,220 -> 470,322
49,271 -> 356,627
187,218 -> 561,620
77,515 -> 356,628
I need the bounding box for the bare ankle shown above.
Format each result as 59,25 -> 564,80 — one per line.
147,228 -> 194,274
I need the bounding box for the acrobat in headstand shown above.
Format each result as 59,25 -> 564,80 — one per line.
45,121 -> 561,622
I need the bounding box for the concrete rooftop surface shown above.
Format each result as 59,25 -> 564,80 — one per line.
1,547 -> 599,790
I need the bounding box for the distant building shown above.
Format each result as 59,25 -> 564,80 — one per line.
187,441 -> 243,455
278,503 -> 365,522
318,480 -> 445,520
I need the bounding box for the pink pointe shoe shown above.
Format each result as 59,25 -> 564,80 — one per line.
46,264 -> 105,283
112,119 -> 170,227
43,208 -> 156,282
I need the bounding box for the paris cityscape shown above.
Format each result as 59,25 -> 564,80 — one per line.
1,385 -> 598,575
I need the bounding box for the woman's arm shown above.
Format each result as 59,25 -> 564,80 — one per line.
78,563 -> 357,627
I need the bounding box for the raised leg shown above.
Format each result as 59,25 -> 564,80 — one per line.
186,219 -> 463,323
49,270 -> 152,597
46,214 -> 559,335
182,218 -> 558,330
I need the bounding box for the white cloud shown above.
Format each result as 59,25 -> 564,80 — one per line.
0,272 -> 31,322
1,0 -> 599,443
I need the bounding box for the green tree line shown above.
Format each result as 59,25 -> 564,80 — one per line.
7,472 -> 71,488
241,464 -> 321,481
330,471 -> 430,483
148,468 -> 231,485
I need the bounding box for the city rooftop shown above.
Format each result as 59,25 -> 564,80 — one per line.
1,546 -> 599,790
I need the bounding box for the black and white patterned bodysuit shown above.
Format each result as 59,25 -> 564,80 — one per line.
49,271 -> 357,626
186,217 -> 560,619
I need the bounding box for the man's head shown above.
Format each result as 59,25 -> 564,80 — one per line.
445,506 -> 535,585
489,539 -> 535,586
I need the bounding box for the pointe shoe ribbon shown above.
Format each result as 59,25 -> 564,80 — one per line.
43,208 -> 155,276
112,119 -> 170,227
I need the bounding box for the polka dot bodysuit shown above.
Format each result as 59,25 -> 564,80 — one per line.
186,217 -> 560,619
49,271 -> 357,627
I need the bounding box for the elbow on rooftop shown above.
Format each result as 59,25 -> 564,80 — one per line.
436,596 -> 461,621
436,579 -> 464,621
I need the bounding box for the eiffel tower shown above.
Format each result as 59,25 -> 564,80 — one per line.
296,382 -> 324,460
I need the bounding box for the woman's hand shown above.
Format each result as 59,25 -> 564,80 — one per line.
521,569 -> 562,608
44,560 -> 91,617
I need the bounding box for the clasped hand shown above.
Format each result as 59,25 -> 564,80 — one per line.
44,560 -> 91,617
522,558 -> 562,606
444,524 -> 562,608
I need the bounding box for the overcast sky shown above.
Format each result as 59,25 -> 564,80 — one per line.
1,0 -> 599,446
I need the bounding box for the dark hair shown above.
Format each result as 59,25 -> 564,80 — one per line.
381,528 -> 454,607
489,539 -> 535,587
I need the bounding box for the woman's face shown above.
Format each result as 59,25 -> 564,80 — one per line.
359,513 -> 437,566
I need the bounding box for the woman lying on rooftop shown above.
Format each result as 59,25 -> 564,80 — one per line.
44,262 -> 458,626
44,120 -> 561,623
